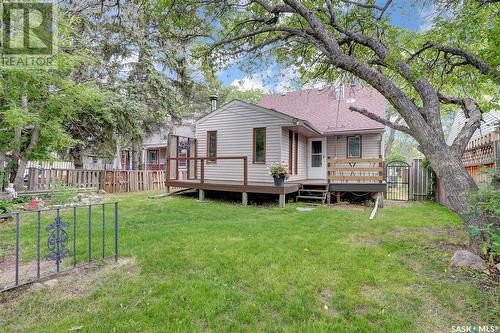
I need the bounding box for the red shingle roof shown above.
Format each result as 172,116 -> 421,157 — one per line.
258,85 -> 386,133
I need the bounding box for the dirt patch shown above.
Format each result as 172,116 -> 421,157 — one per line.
355,304 -> 368,315
0,257 -> 137,309
0,254 -> 55,290
433,241 -> 463,252
391,226 -> 462,238
346,235 -> 381,247
383,201 -> 414,208
360,285 -> 385,304
319,288 -> 340,317
326,204 -> 367,211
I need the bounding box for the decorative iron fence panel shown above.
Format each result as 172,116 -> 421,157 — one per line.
0,202 -> 118,292
385,161 -> 410,201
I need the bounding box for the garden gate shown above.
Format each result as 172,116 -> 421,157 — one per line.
385,161 -> 410,201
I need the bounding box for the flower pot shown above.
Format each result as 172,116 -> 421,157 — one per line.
273,175 -> 285,187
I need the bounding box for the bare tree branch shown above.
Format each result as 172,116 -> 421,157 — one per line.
349,106 -> 412,134
412,42 -> 499,82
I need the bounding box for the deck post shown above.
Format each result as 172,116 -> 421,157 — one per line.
336,192 -> 341,203
378,192 -> 384,208
166,186 -> 170,194
199,189 -> 205,201
200,159 -> 205,184
242,192 -> 248,206
278,194 -> 285,208
243,157 -> 248,187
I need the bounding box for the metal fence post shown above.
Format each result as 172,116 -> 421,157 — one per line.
37,210 -> 41,279
15,213 -> 20,286
56,208 -> 60,273
73,206 -> 77,267
114,202 -> 118,263
102,204 -> 105,259
88,205 -> 92,263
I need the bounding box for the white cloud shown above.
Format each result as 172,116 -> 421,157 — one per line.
231,66 -> 301,93
231,76 -> 268,92
418,5 -> 436,32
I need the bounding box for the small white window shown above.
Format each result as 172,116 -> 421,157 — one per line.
347,136 -> 361,158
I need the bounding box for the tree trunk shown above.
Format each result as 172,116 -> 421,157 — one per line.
0,150 -> 6,191
71,144 -> 84,169
131,140 -> 142,170
13,159 -> 27,189
423,143 -> 484,251
384,116 -> 401,157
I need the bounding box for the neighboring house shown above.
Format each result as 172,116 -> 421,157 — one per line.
165,84 -> 387,206
446,109 -> 499,188
142,118 -> 196,171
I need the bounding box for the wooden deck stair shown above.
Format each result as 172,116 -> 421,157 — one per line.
296,184 -> 329,205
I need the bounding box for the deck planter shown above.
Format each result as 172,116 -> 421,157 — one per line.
273,175 -> 285,187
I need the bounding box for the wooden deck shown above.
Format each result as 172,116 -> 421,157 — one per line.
164,156 -> 387,207
165,179 -> 300,195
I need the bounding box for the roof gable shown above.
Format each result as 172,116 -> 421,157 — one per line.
195,99 -> 295,125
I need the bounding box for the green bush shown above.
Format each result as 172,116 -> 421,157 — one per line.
466,168 -> 500,263
12,194 -> 34,204
50,179 -> 78,205
0,200 -> 15,214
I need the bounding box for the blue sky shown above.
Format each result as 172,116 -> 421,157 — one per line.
218,0 -> 433,93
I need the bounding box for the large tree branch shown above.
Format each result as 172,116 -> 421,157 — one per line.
337,0 -> 391,11
439,93 -> 483,156
416,42 -> 499,82
349,106 -> 412,135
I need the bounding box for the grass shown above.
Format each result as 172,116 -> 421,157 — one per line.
0,191 -> 498,332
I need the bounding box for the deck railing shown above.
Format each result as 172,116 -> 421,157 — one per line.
327,157 -> 384,183
166,156 -> 248,186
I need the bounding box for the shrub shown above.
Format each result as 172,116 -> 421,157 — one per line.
50,179 -> 78,205
466,168 -> 500,264
0,200 -> 15,214
12,195 -> 34,204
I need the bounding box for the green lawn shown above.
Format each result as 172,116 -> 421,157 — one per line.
0,192 -> 498,332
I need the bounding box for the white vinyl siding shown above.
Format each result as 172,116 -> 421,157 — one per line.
280,129 -> 308,181
327,133 -> 382,159
196,102 -> 292,183
327,133 -> 383,182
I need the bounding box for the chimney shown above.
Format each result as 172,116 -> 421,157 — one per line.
210,95 -> 218,112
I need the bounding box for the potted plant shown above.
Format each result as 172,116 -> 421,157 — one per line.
269,163 -> 290,186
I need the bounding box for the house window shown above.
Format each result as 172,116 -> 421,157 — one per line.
148,150 -> 158,164
253,128 -> 266,163
347,136 -> 361,158
207,130 -> 217,162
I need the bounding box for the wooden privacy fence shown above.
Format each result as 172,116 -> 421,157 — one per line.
25,168 -> 167,193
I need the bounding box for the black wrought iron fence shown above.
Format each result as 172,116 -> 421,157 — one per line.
0,202 -> 118,292
385,161 -> 410,201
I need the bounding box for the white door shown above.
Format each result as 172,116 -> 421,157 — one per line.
308,138 -> 326,179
